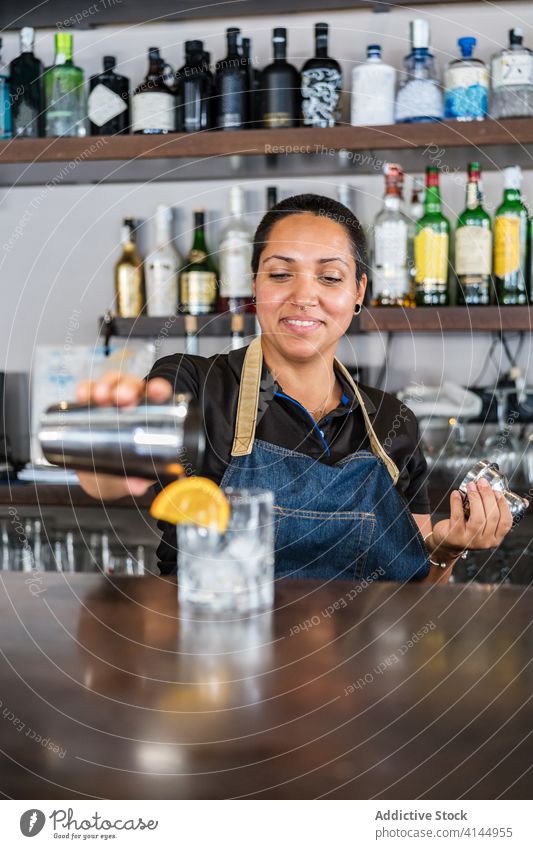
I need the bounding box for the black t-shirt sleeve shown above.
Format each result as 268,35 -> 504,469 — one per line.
399,410 -> 430,515
147,353 -> 200,398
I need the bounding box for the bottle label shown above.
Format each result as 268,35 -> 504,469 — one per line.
180,271 -> 217,312
145,260 -> 178,316
415,228 -> 448,283
455,226 -> 492,275
116,269 -> 144,318
132,92 -> 174,132
494,215 -> 521,276
302,68 -> 342,127
492,54 -> 533,88
88,83 -> 127,127
263,112 -> 292,128
219,238 -> 253,297
220,112 -> 241,129
394,81 -> 443,122
444,66 -> 488,118
374,220 -> 408,267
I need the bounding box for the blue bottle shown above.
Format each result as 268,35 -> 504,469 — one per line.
444,37 -> 489,121
0,37 -> 12,139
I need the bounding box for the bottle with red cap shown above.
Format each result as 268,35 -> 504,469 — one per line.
372,164 -> 413,307
414,166 -> 450,306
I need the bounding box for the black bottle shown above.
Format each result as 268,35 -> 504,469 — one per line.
176,41 -> 213,132
215,28 -> 249,130
301,23 -> 342,128
9,27 -> 45,137
242,37 -> 260,128
260,28 -> 300,128
88,55 -> 130,135
132,47 -> 175,134
266,186 -> 278,210
201,50 -> 216,130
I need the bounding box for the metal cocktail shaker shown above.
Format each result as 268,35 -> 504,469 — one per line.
38,394 -> 204,481
459,460 -> 529,525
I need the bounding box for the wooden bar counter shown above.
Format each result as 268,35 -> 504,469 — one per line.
0,573 -> 531,799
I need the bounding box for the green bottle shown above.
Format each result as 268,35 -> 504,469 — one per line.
455,163 -> 492,305
414,167 -> 451,306
44,32 -> 86,137
179,210 -> 218,314
493,166 -> 529,305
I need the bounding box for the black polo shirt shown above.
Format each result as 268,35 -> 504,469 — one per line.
148,345 -> 430,572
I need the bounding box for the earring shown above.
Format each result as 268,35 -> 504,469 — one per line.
251,295 -> 256,304
354,303 -> 362,315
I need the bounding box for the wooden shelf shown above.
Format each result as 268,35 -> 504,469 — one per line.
2,119 -> 533,185
360,306 -> 533,333
100,307 -> 533,340
0,0 -> 518,30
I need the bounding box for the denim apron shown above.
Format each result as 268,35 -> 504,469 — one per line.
220,338 -> 430,582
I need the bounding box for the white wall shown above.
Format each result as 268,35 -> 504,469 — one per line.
1,2 -> 532,392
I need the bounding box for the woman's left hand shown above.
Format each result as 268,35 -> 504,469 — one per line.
430,479 -> 517,561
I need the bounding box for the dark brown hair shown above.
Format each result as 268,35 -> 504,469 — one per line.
251,193 -> 368,286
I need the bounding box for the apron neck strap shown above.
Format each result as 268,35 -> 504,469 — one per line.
231,337 -> 400,485
332,358 -> 400,485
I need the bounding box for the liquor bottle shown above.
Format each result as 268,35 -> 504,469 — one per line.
490,29 -> 533,119
372,164 -> 412,307
176,41 -> 212,132
179,211 -> 218,314
395,20 -> 443,123
132,47 -> 175,134
260,28 -> 300,128
218,186 -> 254,314
266,186 -> 278,210
414,167 -> 450,305
145,205 -> 180,316
230,313 -> 246,350
337,184 -> 355,212
9,27 -> 44,138
114,218 -> 145,318
201,50 -> 216,130
184,314 -> 200,355
88,56 -> 129,135
301,23 -> 342,128
215,28 -> 249,130
351,45 -> 395,127
493,166 -> 529,305
444,37 -> 488,121
44,33 -> 86,137
407,177 -> 424,297
242,37 -> 260,127
455,163 -> 492,305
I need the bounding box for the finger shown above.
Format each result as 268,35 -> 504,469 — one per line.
465,481 -> 486,538
495,491 -> 513,539
124,477 -> 154,497
145,377 -> 173,402
476,478 -> 500,536
92,371 -> 123,405
76,379 -> 95,403
112,375 -> 146,407
449,489 -> 467,532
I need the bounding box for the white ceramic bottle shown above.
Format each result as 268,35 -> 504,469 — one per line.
351,45 -> 396,126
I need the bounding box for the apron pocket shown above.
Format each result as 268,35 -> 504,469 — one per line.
273,505 -> 376,580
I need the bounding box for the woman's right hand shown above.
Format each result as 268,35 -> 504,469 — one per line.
75,371 -> 173,500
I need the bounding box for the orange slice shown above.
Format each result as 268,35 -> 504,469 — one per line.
150,477 -> 230,532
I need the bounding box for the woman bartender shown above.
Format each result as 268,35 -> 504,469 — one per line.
78,194 -> 514,583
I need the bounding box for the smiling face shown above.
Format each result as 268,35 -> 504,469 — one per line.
253,212 -> 366,363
